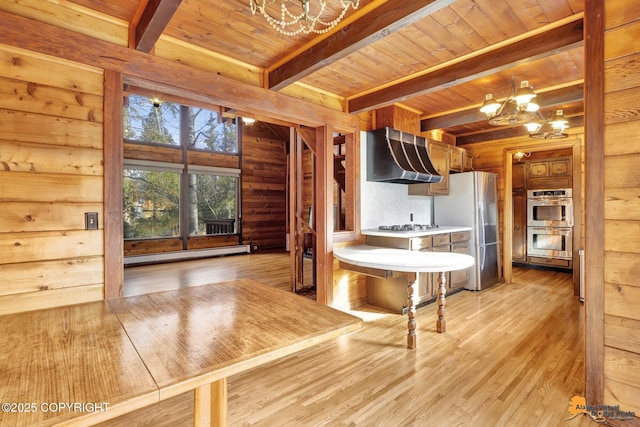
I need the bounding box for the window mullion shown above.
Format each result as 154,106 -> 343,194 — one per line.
180,105 -> 190,250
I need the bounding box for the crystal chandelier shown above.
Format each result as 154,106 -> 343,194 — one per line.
480,76 -> 540,126
250,0 -> 359,36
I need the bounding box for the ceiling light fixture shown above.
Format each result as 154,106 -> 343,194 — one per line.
527,109 -> 570,139
249,0 -> 359,36
480,76 -> 539,126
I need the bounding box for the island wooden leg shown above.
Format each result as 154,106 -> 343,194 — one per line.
406,272 -> 417,349
194,378 -> 227,427
436,271 -> 446,333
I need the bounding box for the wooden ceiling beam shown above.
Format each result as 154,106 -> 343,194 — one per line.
268,0 -> 455,91
422,83 -> 585,131
133,0 -> 182,52
0,9 -> 359,131
348,18 -> 584,114
456,115 -> 585,145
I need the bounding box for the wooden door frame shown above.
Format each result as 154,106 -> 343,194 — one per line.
104,70 -> 124,299
315,125 -> 334,306
584,0 -> 605,405
502,137 -> 583,296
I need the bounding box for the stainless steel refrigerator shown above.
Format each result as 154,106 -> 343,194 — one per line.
433,171 -> 501,290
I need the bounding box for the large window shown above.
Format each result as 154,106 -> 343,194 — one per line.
123,94 -> 241,243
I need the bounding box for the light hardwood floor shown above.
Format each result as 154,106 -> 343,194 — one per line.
116,253 -> 599,427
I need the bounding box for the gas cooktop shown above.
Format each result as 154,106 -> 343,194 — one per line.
378,224 -> 439,232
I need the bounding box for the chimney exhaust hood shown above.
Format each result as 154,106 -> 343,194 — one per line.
367,127 -> 443,184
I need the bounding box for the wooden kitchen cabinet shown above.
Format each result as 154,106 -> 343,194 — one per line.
426,233 -> 451,296
550,159 -> 570,176
512,190 -> 527,263
416,272 -> 433,305
449,146 -> 463,172
427,244 -> 451,297
462,151 -> 473,171
450,145 -> 473,173
449,231 -> 471,291
529,161 -> 548,177
527,157 -> 572,189
512,163 -> 526,190
408,141 -> 450,196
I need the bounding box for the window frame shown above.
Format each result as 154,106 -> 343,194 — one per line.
186,165 -> 241,237
122,92 -> 243,253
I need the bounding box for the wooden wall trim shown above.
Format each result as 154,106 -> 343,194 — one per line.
316,125 -> 334,306
503,150 -> 513,284
502,138 -> 582,286
288,127 -> 297,293
104,69 -> 124,299
571,140 -> 583,297
0,10 -> 359,133
584,0 -> 605,405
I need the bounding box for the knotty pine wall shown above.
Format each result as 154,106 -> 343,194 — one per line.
602,0 -> 640,417
0,44 -> 105,315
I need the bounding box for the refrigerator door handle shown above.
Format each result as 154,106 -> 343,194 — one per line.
478,206 -> 485,244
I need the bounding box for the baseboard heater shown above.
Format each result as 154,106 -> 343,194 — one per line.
124,245 -> 251,266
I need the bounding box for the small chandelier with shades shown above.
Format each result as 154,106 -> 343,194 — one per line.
250,0 -> 360,36
479,76 -> 569,139
480,76 -> 539,126
526,109 -> 570,139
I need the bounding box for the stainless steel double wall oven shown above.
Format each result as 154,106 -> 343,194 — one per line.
526,188 -> 573,266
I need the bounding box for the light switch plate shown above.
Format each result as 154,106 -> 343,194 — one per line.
85,212 -> 98,230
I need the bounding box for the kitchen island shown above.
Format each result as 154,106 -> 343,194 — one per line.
360,225 -> 474,311
334,245 -> 474,349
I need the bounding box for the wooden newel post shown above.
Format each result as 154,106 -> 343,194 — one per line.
436,271 -> 447,333
406,272 -> 417,349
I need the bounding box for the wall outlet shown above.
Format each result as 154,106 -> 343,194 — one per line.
85,212 -> 98,230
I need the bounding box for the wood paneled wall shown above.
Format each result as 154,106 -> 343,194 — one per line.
0,44 -> 104,315
241,123 -> 288,251
602,0 -> 640,418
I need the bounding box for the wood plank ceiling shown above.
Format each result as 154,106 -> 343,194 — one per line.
64,0 -> 584,144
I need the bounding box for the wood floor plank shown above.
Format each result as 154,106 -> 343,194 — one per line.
124,254 -> 588,426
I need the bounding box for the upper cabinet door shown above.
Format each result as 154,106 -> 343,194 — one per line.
408,141 -> 450,196
513,163 -> 526,190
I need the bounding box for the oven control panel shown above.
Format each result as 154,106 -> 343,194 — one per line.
528,188 -> 572,198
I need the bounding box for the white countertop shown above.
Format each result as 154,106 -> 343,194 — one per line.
361,225 -> 472,238
334,245 -> 475,273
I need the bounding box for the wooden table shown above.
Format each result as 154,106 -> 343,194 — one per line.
0,278 -> 361,426
334,245 -> 474,349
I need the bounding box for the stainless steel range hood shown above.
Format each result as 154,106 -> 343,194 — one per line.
367,127 -> 443,184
